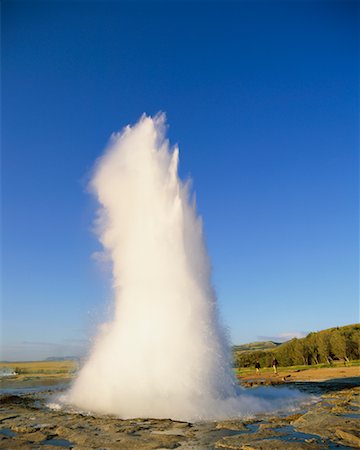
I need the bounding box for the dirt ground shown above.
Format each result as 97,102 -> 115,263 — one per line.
238,365 -> 360,383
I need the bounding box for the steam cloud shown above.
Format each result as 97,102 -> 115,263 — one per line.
67,114 -> 306,421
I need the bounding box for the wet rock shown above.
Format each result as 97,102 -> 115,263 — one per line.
16,430 -> 48,442
214,428 -> 289,449
0,438 -> 34,449
262,412 -> 304,426
335,428 -> 360,447
240,439 -> 323,449
106,433 -> 183,449
51,421 -> 187,448
54,425 -> 71,435
281,413 -> 303,423
0,395 -> 34,407
0,414 -> 19,423
292,409 -> 359,444
172,420 -> 191,429
2,381 -> 359,449
72,447 -> 93,450
11,424 -> 40,433
330,405 -> 349,414
116,423 -> 151,434
35,422 -> 57,431
72,445 -> 93,450
258,422 -> 285,430
216,420 -> 248,431
242,418 -> 261,425
150,429 -> 188,437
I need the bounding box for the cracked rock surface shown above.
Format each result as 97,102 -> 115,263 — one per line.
0,379 -> 359,449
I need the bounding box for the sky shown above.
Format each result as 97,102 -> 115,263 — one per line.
2,1 -> 359,361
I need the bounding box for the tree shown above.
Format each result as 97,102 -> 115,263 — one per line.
318,332 -> 332,364
330,330 -> 348,361
293,339 -> 311,365
305,333 -> 319,364
344,330 -> 360,361
276,340 -> 295,367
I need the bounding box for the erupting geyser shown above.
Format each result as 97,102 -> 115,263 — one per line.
68,114 -> 304,420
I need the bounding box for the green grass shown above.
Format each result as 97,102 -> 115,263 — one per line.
0,360 -> 77,378
234,359 -> 360,376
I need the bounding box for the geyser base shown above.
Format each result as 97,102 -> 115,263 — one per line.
58,385 -> 313,422
6,382 -> 354,450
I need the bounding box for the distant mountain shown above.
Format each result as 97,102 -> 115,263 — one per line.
44,356 -> 79,361
233,341 -> 281,353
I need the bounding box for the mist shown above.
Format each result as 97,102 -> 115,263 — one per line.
66,114 -> 307,421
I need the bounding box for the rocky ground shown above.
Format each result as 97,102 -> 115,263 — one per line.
0,378 -> 359,449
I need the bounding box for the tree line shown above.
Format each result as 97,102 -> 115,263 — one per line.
233,324 -> 360,368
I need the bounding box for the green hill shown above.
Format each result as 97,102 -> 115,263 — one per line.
233,323 -> 360,368
233,341 -> 281,353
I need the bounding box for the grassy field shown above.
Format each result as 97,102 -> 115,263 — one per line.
235,359 -> 360,377
1,359 -> 359,382
0,360 -> 78,379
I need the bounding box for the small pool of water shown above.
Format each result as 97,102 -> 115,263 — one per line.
0,428 -> 17,437
41,438 -> 74,447
270,424 -> 355,449
341,413 -> 360,419
1,382 -> 70,395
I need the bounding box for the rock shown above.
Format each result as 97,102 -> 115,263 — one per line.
215,435 -> 323,449
72,447 -> 93,450
54,425 -> 71,436
172,421 -> 191,429
216,420 -> 248,431
0,414 -> 19,423
16,430 -> 48,442
242,418 -> 261,425
111,433 -> 183,449
292,409 -> 360,444
241,439 -> 323,449
11,424 -> 40,433
116,423 -> 151,433
214,428 -> 289,449
72,445 -> 93,450
335,429 -> 360,447
0,438 -> 34,449
151,429 -> 188,436
0,395 -> 34,407
1,382 -> 359,449
258,422 -> 285,430
35,422 -> 57,431
330,405 -> 349,414
51,420 -> 186,449
281,413 -> 303,423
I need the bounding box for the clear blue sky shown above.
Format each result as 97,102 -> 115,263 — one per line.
2,1 -> 359,361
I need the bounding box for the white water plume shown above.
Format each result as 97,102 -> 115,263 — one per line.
68,114 -> 306,421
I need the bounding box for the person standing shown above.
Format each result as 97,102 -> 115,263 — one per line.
255,360 -> 260,374
272,358 -> 279,374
